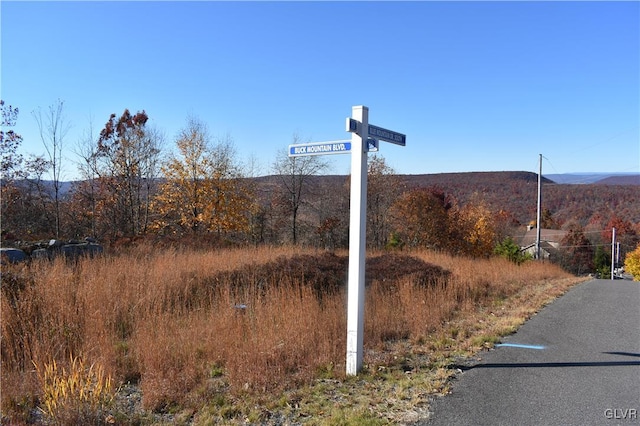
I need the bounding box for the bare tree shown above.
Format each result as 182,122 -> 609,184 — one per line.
271,134 -> 328,244
366,155 -> 403,249
312,177 -> 349,249
33,99 -> 70,238
23,155 -> 54,237
71,118 -> 100,238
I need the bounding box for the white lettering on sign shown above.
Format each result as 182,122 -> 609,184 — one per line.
288,140 -> 351,157
368,124 -> 406,146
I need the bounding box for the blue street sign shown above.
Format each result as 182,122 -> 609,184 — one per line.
288,140 -> 352,157
368,124 -> 406,146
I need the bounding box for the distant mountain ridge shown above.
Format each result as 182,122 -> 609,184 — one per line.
18,172 -> 640,199
544,173 -> 640,185
7,170 -> 639,232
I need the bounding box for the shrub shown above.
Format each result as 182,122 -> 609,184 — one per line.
493,237 -> 531,265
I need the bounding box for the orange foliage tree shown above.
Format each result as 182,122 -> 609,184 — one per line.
454,197 -> 498,257
602,215 -> 639,262
390,188 -> 453,250
150,117 -> 255,240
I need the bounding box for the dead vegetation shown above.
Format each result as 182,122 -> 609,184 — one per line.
1,245 -> 581,425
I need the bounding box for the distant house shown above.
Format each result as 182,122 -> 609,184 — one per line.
517,227 -> 567,260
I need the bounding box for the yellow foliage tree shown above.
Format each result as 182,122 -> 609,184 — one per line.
151,117 -> 254,238
455,197 -> 498,258
624,243 -> 640,281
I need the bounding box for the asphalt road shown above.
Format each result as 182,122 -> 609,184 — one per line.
425,279 -> 640,426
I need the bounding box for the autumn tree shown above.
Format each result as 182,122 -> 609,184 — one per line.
0,100 -> 58,240
454,196 -> 498,257
528,208 -> 559,231
493,209 -> 521,244
271,135 -> 328,244
602,215 -> 639,264
2,154 -> 55,240
390,187 -> 453,250
557,223 -> 594,274
624,243 -> 640,281
151,118 -> 254,240
1,100 -> 26,241
541,208 -> 560,229
95,109 -> 162,239
0,100 -> 24,182
33,99 -> 70,238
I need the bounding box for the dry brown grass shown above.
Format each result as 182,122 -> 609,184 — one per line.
1,245 -> 581,424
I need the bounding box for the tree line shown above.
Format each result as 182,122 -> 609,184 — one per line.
2,99 -> 638,273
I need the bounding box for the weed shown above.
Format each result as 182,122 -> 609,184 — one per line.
316,361 -> 336,379
324,408 -> 390,425
471,334 -> 501,348
33,354 -> 115,425
208,363 -> 224,378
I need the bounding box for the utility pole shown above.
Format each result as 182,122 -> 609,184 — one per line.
536,154 -> 542,260
611,227 -> 616,280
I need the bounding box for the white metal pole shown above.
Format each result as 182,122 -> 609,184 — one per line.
536,154 -> 542,260
611,227 -> 616,280
346,105 -> 368,376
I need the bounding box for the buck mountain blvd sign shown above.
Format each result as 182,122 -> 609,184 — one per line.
288,140 -> 351,157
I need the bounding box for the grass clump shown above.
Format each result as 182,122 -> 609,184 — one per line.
33,354 -> 115,425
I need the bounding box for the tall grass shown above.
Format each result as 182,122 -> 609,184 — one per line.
1,245 -> 573,422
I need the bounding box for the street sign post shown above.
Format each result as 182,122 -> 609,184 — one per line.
290,106 -> 405,376
346,106 -> 368,377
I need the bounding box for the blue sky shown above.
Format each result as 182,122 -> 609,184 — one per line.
2,1 -> 639,180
